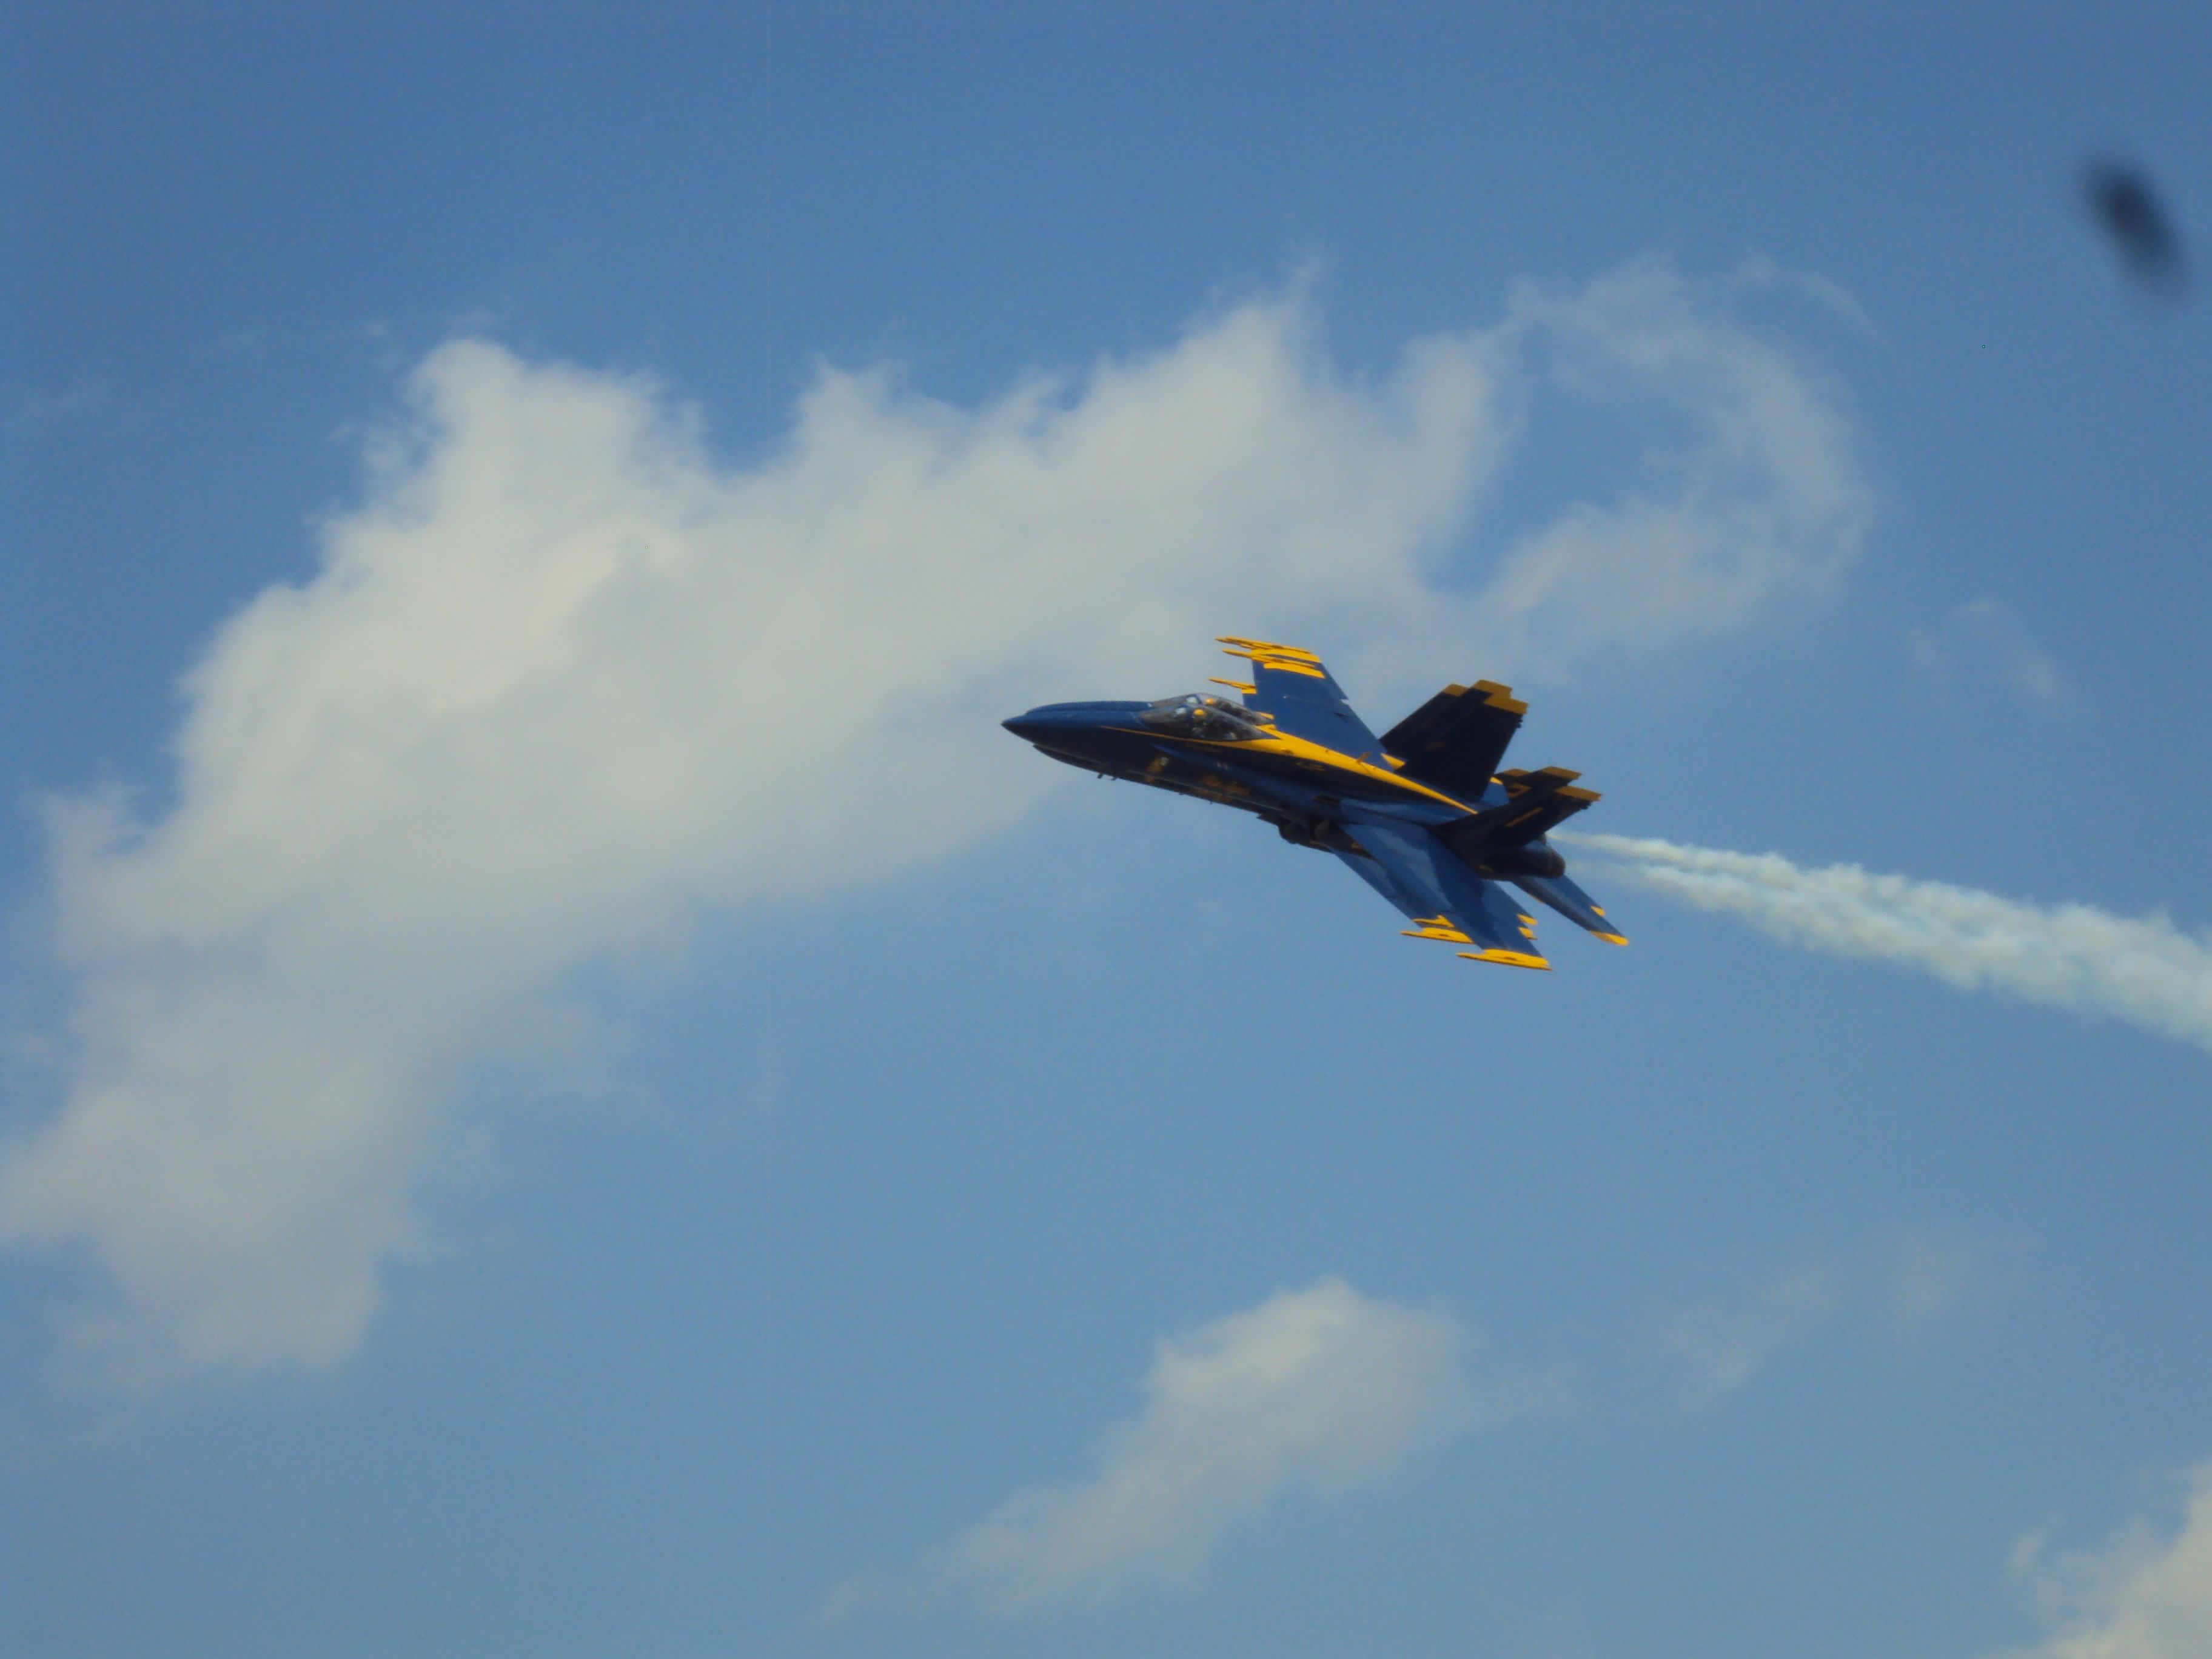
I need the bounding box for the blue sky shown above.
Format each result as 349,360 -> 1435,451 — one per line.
5,5 -> 2211,1656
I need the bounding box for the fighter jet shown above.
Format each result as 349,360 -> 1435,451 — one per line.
1004,637 -> 1626,970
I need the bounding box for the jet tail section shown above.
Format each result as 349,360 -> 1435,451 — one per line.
1379,680 -> 1526,802
1491,768 -> 1603,842
1438,766 -> 1602,856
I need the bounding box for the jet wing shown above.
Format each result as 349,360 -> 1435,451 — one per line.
1337,814 -> 1550,970
1215,636 -> 1382,757
1513,871 -> 1629,946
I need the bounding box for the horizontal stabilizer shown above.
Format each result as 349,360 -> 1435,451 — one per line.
1379,680 -> 1526,802
1495,768 -> 1603,841
1512,872 -> 1627,945
1437,767 -> 1603,857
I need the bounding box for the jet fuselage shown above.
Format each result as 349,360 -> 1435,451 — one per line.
1000,695 -> 1566,880
1001,640 -> 1620,969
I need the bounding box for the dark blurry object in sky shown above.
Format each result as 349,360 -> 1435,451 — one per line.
2082,156 -> 2188,301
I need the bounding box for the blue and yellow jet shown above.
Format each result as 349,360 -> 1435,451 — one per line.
1003,637 -> 1626,970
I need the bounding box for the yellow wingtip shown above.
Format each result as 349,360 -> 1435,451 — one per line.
1215,634 -> 1319,660
1457,949 -> 1552,971
1218,637 -> 1326,675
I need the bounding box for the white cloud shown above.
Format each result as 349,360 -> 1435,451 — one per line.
1570,835 -> 2212,1056
1657,1258 -> 1849,1405
836,1279 -> 1469,1616
1883,1226 -> 1998,1328
2005,1464 -> 2212,1659
1,265 -> 1869,1382
1909,598 -> 2069,709
1652,1230 -> 1996,1405
1469,262 -> 1871,672
5,371 -> 110,436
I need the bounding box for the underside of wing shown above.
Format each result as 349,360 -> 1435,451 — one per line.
1215,636 -> 1382,757
1339,814 -> 1550,971
1513,871 -> 1629,945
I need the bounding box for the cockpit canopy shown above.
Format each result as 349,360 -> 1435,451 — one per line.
1137,692 -> 1269,742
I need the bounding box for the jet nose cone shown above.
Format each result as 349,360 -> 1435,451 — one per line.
1004,702 -> 1141,744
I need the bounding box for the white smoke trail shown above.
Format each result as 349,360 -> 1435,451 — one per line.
1565,833 -> 2212,1054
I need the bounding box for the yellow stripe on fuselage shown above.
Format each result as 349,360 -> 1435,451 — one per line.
1157,727 -> 1476,813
